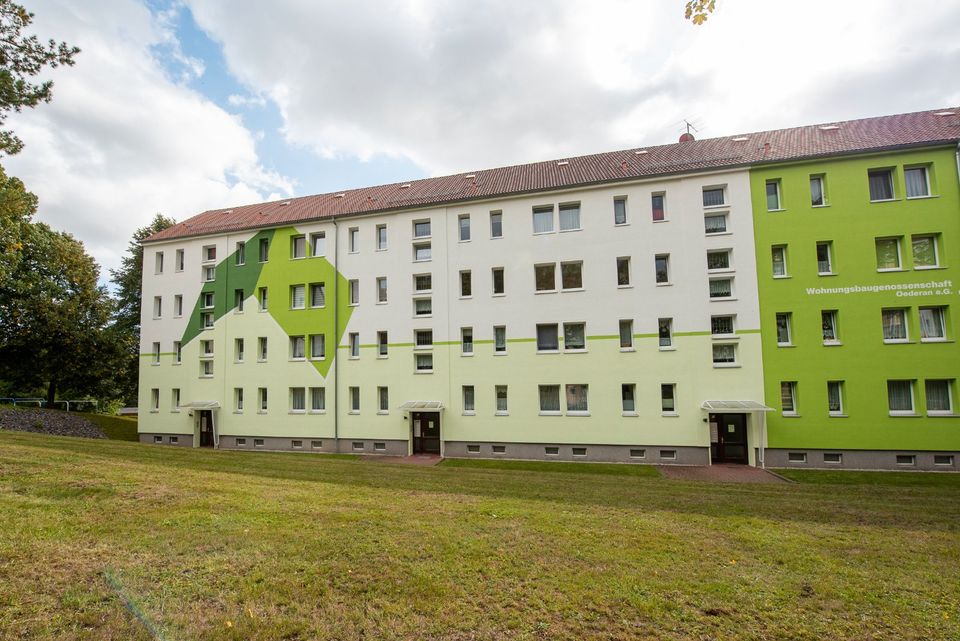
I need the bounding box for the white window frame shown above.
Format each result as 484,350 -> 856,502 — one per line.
776,312 -> 793,346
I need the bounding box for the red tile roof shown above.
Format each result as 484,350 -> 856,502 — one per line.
146,107 -> 960,243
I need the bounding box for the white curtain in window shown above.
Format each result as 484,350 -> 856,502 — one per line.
533,210 -> 553,233
311,387 -> 326,410
495,386 -> 508,411
882,310 -> 906,340
709,279 -> 731,297
888,381 -> 913,412
566,384 -> 588,412
619,320 -> 633,348
559,205 -> 580,231
919,308 -> 944,339
869,172 -> 893,200
311,335 -> 325,358
291,388 -> 305,411
912,236 -> 936,266
810,177 -> 824,206
463,386 -> 475,411
827,383 -> 842,412
822,312 -> 837,341
875,239 -> 899,269
494,327 -> 506,350
704,215 -> 726,233
292,285 -> 305,308
539,385 -> 560,412
564,324 -> 585,350
292,337 -> 305,358
713,344 -> 736,363
311,284 -> 325,307
904,168 -> 928,198
925,380 -> 951,412
702,188 -> 724,207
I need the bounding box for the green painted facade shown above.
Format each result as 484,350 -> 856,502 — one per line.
750,146 -> 960,451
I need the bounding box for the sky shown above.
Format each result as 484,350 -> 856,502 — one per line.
4,0 -> 959,279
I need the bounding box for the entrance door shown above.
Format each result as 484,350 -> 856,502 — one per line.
198,410 -> 214,447
710,413 -> 747,464
412,412 -> 441,454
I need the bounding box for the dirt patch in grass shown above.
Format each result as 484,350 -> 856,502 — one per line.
0,408 -> 105,439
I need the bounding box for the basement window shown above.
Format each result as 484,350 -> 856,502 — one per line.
311,440 -> 323,450
572,447 -> 587,457
153,435 -> 162,443
545,446 -> 559,456
896,454 -> 916,466
374,442 -> 386,452
352,442 -> 364,451
934,455 -> 954,466
467,444 -> 480,454
292,440 -> 303,449
236,438 -> 247,447
823,452 -> 842,464
660,450 -> 677,460
629,449 -> 645,459
788,452 -> 807,463
254,439 -> 264,448
169,436 -> 178,444
492,445 -> 506,454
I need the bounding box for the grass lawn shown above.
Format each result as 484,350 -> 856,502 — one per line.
1,432 -> 958,640
78,413 -> 139,441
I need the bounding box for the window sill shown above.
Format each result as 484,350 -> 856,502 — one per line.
532,231 -> 555,236
376,411 -> 389,415
309,410 -> 327,415
889,412 -> 919,417
413,314 -> 433,319
767,208 -> 786,213
905,194 -> 935,200
914,265 -> 944,271
257,411 -> 268,415
564,349 -> 588,354
658,346 -> 676,352
705,231 -> 732,237
290,358 -> 306,363
622,411 -> 639,417
920,338 -> 950,343
772,275 -> 791,280
777,343 -> 795,348
535,290 -> 558,295
869,198 -> 900,204
561,287 -> 584,293
459,295 -> 473,300
703,204 -> 728,210
811,204 -> 830,208
172,362 -> 182,366
614,222 -> 630,227
414,370 -> 434,375
709,297 -> 737,302
619,347 -> 636,353
348,411 -> 360,415
536,350 -> 560,355
495,411 -> 509,416
199,375 -> 214,379
412,259 -> 432,264
928,412 -> 959,418
151,362 -> 161,367
823,341 -> 842,346
258,309 -> 269,314
538,411 -> 562,417
877,268 -> 906,273
782,412 -> 800,418
309,357 -> 326,362
883,340 -> 913,345
257,359 -> 268,364
375,248 -> 387,252
828,413 -> 848,418
712,363 -> 740,368
289,410 -> 306,415
233,410 -> 243,415
661,412 -> 679,417
348,356 -> 359,361
310,305 -> 327,310
817,272 -> 837,277
652,219 -> 668,224
711,335 -> 737,341
375,301 -> 388,306
461,352 -> 474,357
462,411 -> 476,416
491,293 -> 506,298
377,354 -> 389,359
413,235 -> 432,241
617,284 -> 634,289
655,282 -> 672,287
559,228 -> 582,234
566,412 -> 591,417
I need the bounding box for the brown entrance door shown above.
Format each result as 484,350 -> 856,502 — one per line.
412,412 -> 441,454
710,413 -> 747,464
198,410 -> 214,447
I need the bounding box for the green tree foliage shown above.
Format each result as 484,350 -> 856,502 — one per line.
685,0 -> 717,25
0,222 -> 123,404
110,214 -> 175,404
0,1 -> 79,155
0,163 -> 37,282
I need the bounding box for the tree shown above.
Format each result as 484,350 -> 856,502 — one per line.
685,0 -> 717,25
0,1 -> 79,156
0,222 -> 122,404
110,214 -> 176,405
0,163 -> 37,282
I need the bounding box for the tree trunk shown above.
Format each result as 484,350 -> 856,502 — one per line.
46,378 -> 57,407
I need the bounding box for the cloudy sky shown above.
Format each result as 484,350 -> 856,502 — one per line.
5,0 -> 959,278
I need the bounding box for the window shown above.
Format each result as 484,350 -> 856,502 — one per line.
823,452 -> 842,464
919,306 -> 946,341
462,385 -> 475,413
310,282 -> 326,308
234,388 -> 244,412
538,385 -> 561,413
621,384 -> 636,413
882,309 -> 908,342
776,313 -> 792,345
413,242 -> 431,262
290,387 -> 305,412
376,277 -> 388,303
614,197 -> 628,224
376,224 -> 387,251
154,251 -> 164,274
459,214 -> 471,241
536,324 -> 559,352
349,280 -> 359,305
310,387 -> 326,412
414,298 -> 432,317
816,242 -> 833,274
415,353 -> 433,372
651,192 -> 666,221
565,384 -> 589,414
706,250 -> 730,271
173,341 -> 182,364
704,214 -> 727,234
349,333 -> 359,358
616,257 -> 631,286
413,220 -> 431,238
150,388 -> 159,411
414,329 -> 433,349
203,245 -> 216,262
545,446 -> 560,456
153,296 -> 162,319
290,336 -> 305,360
887,380 -> 915,414
490,211 -> 503,238
711,315 -> 735,336
174,295 -> 183,317
766,179 -> 782,210
558,202 -> 581,231
896,454 -> 916,466
203,266 -> 216,282
712,343 -> 737,365
561,261 -> 582,290
781,382 -> 797,414
619,319 -> 633,349
201,312 -> 214,329
827,381 -> 844,415
564,322 -> 585,351
534,263 -> 556,292
310,334 -> 325,360
349,387 -> 360,412
868,168 -> 894,201
532,205 -> 554,233
201,292 -> 214,309
912,235 -> 939,268
459,270 -> 472,297
234,289 -> 244,312
258,337 -> 268,361
810,175 -> 825,206
771,246 -> 787,277
291,235 -> 306,259
175,248 -> 184,271
290,284 -> 305,309
492,267 -> 505,295
709,278 -> 733,299
377,331 -> 388,357
310,232 -> 325,257
702,187 -> 725,207
654,254 -> 670,284
258,287 -> 268,311
200,339 -> 214,357
348,227 -> 359,252
904,166 -> 930,198
414,273 -> 431,292
822,310 -> 839,343
258,387 -> 268,412
494,326 -> 506,353
660,384 -> 676,413
875,237 -> 901,270
935,455 -> 955,466
259,238 -> 269,262
235,338 -> 244,362
378,386 -> 389,413
495,385 -> 508,413
461,327 -> 473,354
658,318 -> 672,348
630,449 -> 645,459
926,379 -> 954,414
151,342 -> 160,364
788,452 -> 807,464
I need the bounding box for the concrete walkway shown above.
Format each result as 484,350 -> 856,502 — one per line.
659,463 -> 789,483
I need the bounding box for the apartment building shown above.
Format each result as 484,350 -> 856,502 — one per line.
140,107 -> 960,469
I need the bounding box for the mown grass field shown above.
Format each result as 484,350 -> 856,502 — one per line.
1,432 -> 958,640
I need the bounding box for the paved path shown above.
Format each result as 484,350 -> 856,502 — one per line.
659,464 -> 789,483
363,454 -> 442,466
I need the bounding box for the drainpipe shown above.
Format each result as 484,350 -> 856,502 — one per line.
955,143 -> 960,186
333,220 -> 340,453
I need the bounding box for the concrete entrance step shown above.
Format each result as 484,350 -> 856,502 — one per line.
659,464 -> 789,483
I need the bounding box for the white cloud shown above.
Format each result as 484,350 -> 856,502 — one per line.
3,0 -> 292,277
185,0 -> 960,176
227,93 -> 267,108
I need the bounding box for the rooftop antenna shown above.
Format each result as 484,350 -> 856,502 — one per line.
679,119 -> 699,143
